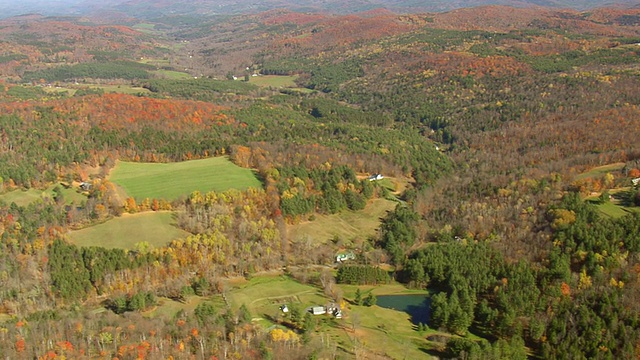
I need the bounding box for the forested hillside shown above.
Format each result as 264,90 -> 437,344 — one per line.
3,0 -> 639,19
1,4 -> 640,359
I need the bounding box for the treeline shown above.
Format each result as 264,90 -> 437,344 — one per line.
305,60 -> 364,93
0,294 -> 319,359
277,164 -> 374,219
49,239 -> 158,301
0,186 -> 289,317
108,291 -> 156,314
142,78 -> 258,99
22,61 -> 154,82
0,92 -> 450,190
174,188 -> 283,275
381,193 -> 640,358
336,265 -> 390,285
302,97 -> 393,127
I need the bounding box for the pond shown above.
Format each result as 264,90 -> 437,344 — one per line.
376,294 -> 431,325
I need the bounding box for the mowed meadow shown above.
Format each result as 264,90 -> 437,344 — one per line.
68,156 -> 262,250
108,156 -> 262,201
68,212 -> 190,249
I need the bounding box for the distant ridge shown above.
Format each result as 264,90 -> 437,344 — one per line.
1,0 -> 639,19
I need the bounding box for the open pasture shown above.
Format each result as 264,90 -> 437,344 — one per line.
287,198 -> 396,245
0,183 -> 86,207
108,157 -> 262,201
227,276 -> 326,325
249,75 -> 298,88
152,69 -> 193,79
67,211 -> 190,249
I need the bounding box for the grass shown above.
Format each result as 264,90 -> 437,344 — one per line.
94,84 -> 151,95
344,304 -> 437,359
108,156 -> 262,201
67,211 -> 190,249
132,23 -> 158,35
143,295 -> 215,319
327,283 -> 435,359
575,162 -> 625,180
0,183 -> 86,207
153,69 -> 193,79
249,75 -> 298,88
589,191 -> 640,218
41,86 -> 74,96
287,198 -> 396,245
593,200 -> 635,218
42,84 -> 151,96
226,275 -> 328,328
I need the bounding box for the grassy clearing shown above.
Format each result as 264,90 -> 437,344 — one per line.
328,283 -> 434,359
0,184 -> 86,207
591,195 -> 640,218
132,23 -> 158,34
249,75 -> 298,88
0,189 -> 44,207
594,201 -> 634,218
42,84 -> 151,95
67,211 -> 190,249
143,296 -> 215,319
94,84 -> 151,94
41,86 -> 74,96
576,162 -> 625,180
108,157 -> 262,201
226,275 -> 438,358
583,187 -> 640,218
345,304 -> 436,359
153,69 -> 192,79
227,275 -> 331,328
287,198 -> 396,245
227,276 -> 326,318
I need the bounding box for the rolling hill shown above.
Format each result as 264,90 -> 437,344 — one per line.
2,0 -> 639,19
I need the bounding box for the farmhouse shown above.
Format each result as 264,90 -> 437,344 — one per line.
336,251 -> 356,262
334,308 -> 343,319
311,306 -> 326,315
368,174 -> 384,181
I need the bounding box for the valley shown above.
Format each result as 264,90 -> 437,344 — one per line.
1,1 -> 640,359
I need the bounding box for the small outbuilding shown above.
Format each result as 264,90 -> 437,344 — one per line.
336,251 -> 356,263
311,306 -> 326,315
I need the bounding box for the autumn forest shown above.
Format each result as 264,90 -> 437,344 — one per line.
1,1 -> 640,359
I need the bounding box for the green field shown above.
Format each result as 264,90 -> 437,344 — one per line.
249,75 -> 298,88
42,84 -> 151,96
153,69 -> 193,79
68,211 -> 190,249
132,23 -> 158,34
108,157 -> 262,200
227,275 -> 323,326
575,162 -> 625,180
95,84 -> 151,95
336,284 -> 438,359
288,198 -> 397,246
143,295 -> 216,319
594,201 -> 635,218
225,275 -> 436,359
0,184 -> 86,207
590,192 -> 640,218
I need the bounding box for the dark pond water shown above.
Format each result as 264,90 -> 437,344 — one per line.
376,294 -> 431,325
